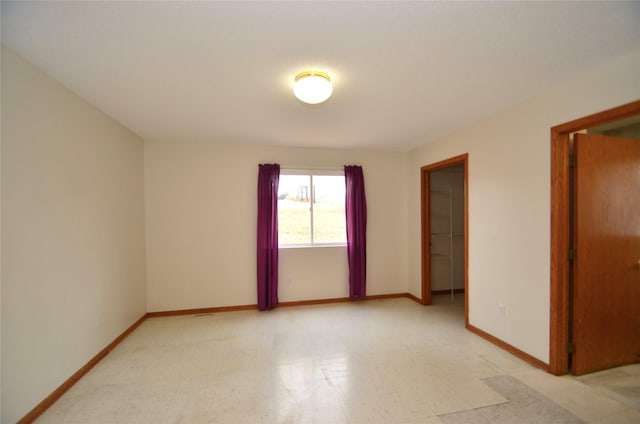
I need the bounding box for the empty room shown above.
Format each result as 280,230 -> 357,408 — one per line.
2,1 -> 640,423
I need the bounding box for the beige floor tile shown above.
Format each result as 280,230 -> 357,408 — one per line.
589,408 -> 640,424
550,385 -> 627,422
35,297 -> 639,423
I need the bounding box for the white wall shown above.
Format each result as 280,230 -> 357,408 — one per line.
407,48 -> 640,363
1,46 -> 147,423
145,141 -> 407,312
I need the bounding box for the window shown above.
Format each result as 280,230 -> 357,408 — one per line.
278,172 -> 346,246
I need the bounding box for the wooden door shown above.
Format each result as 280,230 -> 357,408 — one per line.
572,133 -> 640,375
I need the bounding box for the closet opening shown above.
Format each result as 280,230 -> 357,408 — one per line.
420,154 -> 468,326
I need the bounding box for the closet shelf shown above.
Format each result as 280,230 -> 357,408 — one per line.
430,188 -> 458,300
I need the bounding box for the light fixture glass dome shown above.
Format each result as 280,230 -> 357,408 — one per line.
293,71 -> 333,104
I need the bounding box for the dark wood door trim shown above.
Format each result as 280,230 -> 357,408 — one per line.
420,154 -> 469,326
549,99 -> 640,375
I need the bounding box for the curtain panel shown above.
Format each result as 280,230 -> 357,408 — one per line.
257,163 -> 280,310
344,165 -> 367,299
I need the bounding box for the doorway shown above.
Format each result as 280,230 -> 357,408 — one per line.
549,100 -> 640,375
420,154 -> 469,326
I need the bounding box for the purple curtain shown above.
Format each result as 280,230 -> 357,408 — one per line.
345,165 -> 367,299
257,164 -> 280,311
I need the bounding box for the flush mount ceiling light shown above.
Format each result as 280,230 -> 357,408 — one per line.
293,71 -> 333,104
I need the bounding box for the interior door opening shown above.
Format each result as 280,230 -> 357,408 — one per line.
420,154 -> 469,327
549,100 -> 640,376
430,166 -> 465,299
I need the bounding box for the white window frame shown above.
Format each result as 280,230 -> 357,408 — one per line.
278,168 -> 347,248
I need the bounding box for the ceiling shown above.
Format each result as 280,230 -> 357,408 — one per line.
2,1 -> 639,152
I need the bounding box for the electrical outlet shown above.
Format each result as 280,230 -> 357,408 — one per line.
96,314 -> 102,327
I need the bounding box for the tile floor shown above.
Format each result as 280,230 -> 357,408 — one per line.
36,296 -> 640,423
